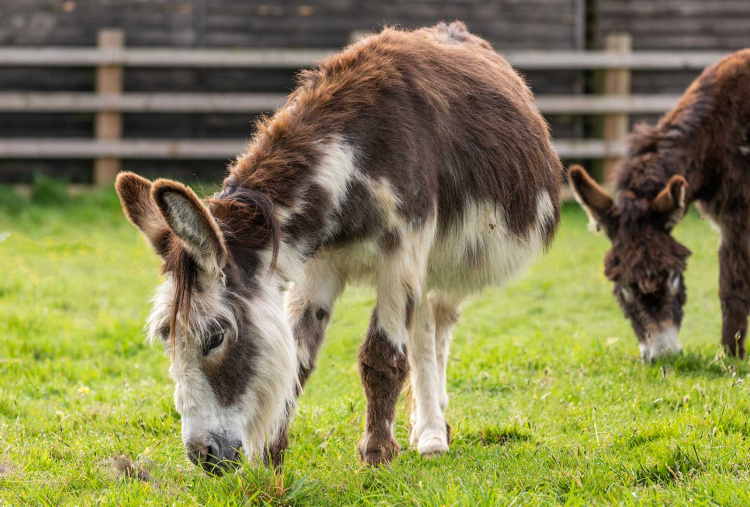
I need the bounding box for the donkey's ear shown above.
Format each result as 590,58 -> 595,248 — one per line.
568,165 -> 618,238
115,172 -> 173,257
651,175 -> 687,230
151,179 -> 227,275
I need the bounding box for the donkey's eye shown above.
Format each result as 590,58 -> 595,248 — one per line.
203,332 -> 225,356
669,272 -> 681,293
620,285 -> 633,303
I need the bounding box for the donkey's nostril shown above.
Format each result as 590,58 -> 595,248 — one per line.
205,444 -> 219,463
186,436 -> 213,467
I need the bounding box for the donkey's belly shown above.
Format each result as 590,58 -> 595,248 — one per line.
426,193 -> 555,296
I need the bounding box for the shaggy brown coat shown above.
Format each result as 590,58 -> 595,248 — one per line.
571,49 -> 750,359
117,21 -> 562,470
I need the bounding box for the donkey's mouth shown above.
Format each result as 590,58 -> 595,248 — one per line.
188,448 -> 241,476
186,436 -> 242,476
639,326 -> 682,362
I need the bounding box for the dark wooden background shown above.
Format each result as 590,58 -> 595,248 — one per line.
0,0 -> 748,183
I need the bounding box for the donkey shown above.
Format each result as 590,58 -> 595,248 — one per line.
116,22 -> 562,472
570,49 -> 750,361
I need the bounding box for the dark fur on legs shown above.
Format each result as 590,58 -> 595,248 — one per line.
357,313 -> 409,466
719,225 -> 750,357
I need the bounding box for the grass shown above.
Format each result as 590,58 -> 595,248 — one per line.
2,182 -> 750,505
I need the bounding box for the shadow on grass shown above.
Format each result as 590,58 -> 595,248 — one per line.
630,445 -> 705,487
616,426 -> 678,450
649,347 -> 747,380
461,424 -> 532,447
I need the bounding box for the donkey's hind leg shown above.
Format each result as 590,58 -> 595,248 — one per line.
431,294 -> 462,428
408,293 -> 462,455
407,296 -> 449,457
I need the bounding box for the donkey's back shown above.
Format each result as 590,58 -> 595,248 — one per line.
232,22 -> 562,294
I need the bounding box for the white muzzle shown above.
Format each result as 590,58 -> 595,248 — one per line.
639,326 -> 682,362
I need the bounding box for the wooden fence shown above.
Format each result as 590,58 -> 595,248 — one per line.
0,29 -> 731,187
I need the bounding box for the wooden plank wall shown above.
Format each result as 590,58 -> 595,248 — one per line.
0,0 -> 584,183
596,0 -> 750,128
0,0 -> 574,184
0,0 -> 582,49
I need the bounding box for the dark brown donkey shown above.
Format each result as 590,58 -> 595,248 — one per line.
570,49 -> 750,361
116,22 -> 562,472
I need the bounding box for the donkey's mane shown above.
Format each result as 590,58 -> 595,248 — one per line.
615,64 -> 717,201
213,185 -> 282,274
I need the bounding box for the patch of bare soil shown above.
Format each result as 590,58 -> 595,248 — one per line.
0,460 -> 15,478
109,454 -> 150,482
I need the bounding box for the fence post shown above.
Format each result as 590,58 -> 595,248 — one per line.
93,28 -> 124,188
602,33 -> 631,184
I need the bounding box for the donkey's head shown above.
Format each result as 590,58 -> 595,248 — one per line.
116,172 -> 297,474
569,165 -> 691,361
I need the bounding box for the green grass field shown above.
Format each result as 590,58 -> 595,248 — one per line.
2,183 -> 750,506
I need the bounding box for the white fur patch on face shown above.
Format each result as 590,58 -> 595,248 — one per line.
241,284 -> 298,458
639,326 -> 682,362
147,273 -> 297,462
172,347 -> 247,452
740,146 -> 750,156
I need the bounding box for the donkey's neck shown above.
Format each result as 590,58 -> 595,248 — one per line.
618,115 -> 711,204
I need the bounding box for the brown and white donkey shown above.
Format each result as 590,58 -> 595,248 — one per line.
570,49 -> 750,361
116,22 -> 562,472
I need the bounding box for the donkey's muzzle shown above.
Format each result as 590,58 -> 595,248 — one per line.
186,433 -> 241,475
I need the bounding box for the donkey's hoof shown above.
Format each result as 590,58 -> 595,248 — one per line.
417,429 -> 449,458
358,436 -> 400,467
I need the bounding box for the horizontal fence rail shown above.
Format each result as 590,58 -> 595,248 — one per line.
0,93 -> 683,114
0,29 -> 734,187
0,93 -> 288,113
0,48 -> 727,70
0,139 -> 628,160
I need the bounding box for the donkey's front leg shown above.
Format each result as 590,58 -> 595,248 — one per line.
358,252 -> 426,466
358,306 -> 410,466
265,259 -> 345,466
719,226 -> 750,358
358,219 -> 434,466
